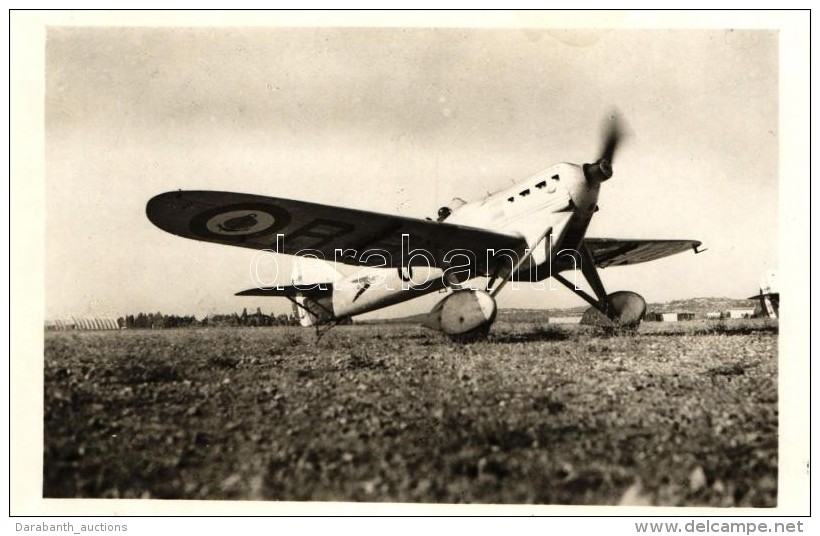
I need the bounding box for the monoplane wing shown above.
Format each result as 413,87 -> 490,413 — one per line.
584,238 -> 702,268
147,190 -> 527,275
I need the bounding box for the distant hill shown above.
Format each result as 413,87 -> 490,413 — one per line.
648,297 -> 756,316
357,297 -> 758,325
505,297 -> 760,323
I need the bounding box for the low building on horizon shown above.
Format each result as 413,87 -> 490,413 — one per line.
646,311 -> 696,322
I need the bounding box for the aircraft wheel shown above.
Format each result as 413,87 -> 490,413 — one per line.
581,291 -> 646,331
606,291 -> 646,329
423,289 -> 497,340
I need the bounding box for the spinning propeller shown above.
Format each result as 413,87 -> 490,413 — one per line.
583,114 -> 624,184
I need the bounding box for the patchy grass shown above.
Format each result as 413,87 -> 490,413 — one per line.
44,321 -> 777,505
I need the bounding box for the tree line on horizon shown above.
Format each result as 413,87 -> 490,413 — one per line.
120,308 -> 300,329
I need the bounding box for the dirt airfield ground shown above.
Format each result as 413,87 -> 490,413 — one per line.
43,318 -> 778,506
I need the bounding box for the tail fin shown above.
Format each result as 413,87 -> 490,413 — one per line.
292,297 -> 314,327
291,257 -> 342,327
291,256 -> 342,287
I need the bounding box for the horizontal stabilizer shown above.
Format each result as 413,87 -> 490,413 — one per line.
747,292 -> 778,300
235,284 -> 333,298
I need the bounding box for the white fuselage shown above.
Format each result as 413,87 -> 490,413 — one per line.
314,162 -> 601,321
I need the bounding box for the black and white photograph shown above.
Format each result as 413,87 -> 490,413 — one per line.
10,10 -> 809,518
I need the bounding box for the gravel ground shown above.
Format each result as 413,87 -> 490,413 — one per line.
43,319 -> 778,505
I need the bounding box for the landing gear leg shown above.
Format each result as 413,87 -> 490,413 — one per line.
552,242 -> 646,330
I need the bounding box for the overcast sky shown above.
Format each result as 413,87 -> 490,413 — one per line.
45,25 -> 779,319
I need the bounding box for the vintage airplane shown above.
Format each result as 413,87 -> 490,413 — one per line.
748,270 -> 779,319
147,117 -> 703,339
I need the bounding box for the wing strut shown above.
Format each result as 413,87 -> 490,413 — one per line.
579,241 -> 610,311
552,240 -> 611,315
552,272 -> 601,310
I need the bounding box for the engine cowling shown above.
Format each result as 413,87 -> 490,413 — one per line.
423,289 -> 497,338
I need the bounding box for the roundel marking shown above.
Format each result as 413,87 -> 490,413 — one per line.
190,203 -> 291,240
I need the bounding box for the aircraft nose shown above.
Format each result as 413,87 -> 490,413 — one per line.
583,159 -> 613,184
566,164 -> 600,215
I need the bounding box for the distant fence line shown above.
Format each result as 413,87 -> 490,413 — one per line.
45,317 -> 121,331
